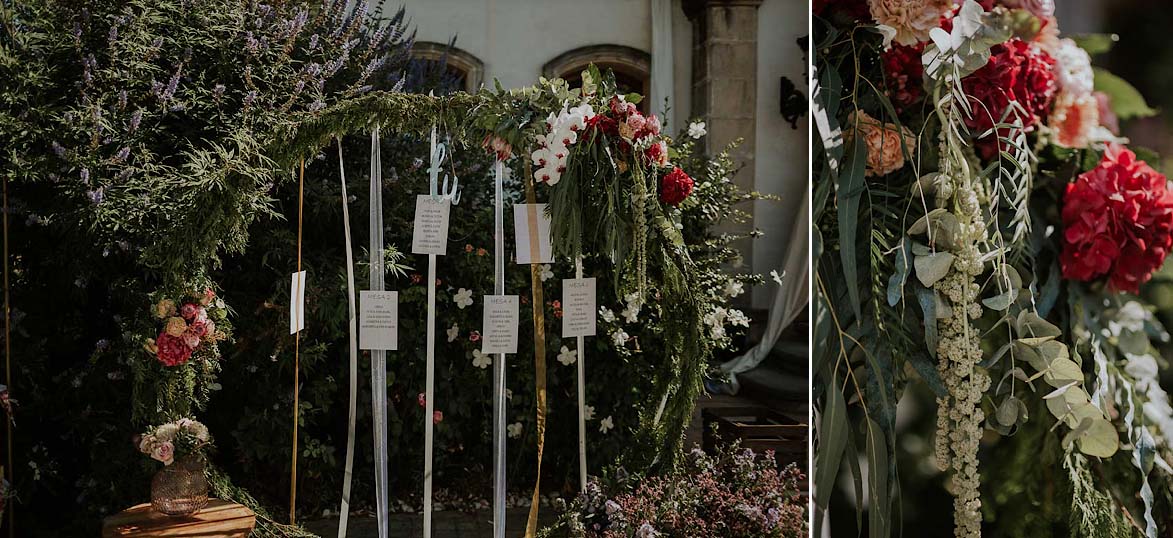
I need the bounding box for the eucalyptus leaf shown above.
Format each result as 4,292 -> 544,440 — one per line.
916,287 -> 939,357
1071,405 -> 1119,458
996,396 -> 1020,427
815,376 -> 849,511
914,252 -> 955,287
886,237 -> 912,307
1043,357 -> 1085,387
982,289 -> 1017,311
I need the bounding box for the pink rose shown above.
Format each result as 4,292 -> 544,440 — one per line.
646,114 -> 662,136
151,440 -> 175,465
195,307 -> 208,323
433,410 -> 443,424
626,113 -> 647,132
182,329 -> 200,349
418,392 -> 426,408
200,288 -> 216,306
469,331 -> 481,342
179,303 -> 198,320
188,319 -> 208,337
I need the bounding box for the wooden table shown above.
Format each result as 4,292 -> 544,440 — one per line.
102,499 -> 256,537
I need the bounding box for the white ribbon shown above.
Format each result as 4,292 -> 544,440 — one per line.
491,159 -> 508,538
369,126 -> 390,538
335,138 -> 359,538
575,255 -> 587,489
423,125 -> 459,538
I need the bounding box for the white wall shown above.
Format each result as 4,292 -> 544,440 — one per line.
752,0 -> 808,309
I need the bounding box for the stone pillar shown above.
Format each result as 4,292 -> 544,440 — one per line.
685,0 -> 761,273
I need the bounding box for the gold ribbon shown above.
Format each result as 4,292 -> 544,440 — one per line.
290,158 -> 304,525
524,159 -> 547,538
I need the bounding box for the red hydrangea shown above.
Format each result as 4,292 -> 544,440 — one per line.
963,39 -> 1057,159
156,332 -> 194,367
881,43 -> 925,112
659,167 -> 694,206
1061,144 -> 1173,293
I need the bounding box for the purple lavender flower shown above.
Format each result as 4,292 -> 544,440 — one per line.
87,187 -> 104,204
113,146 -> 130,163
129,109 -> 142,132
308,34 -> 319,50
213,84 -> 226,100
152,36 -> 163,49
118,168 -> 133,181
51,141 -> 66,158
244,90 -> 257,107
118,89 -> 127,110
162,63 -> 182,101
636,523 -> 658,538
107,24 -> 118,44
150,79 -> 164,98
308,100 -> 325,112
79,168 -> 90,184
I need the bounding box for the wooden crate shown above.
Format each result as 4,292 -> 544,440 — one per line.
702,406 -> 808,468
102,499 -> 256,538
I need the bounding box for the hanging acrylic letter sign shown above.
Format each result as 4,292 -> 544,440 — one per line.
513,203 -> 553,264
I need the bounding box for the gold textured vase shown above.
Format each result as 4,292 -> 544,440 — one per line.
150,456 -> 209,517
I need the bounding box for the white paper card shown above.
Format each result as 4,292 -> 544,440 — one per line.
412,195 -> 451,255
482,295 -> 520,354
359,291 -> 399,351
513,203 -> 553,264
289,270 -> 306,334
562,278 -> 597,337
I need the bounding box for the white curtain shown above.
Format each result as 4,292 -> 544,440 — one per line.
716,193 -> 809,393
649,0 -> 674,120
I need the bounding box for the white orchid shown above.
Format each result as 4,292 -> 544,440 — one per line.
599,307 -> 616,323
540,264 -> 554,282
727,309 -> 750,327
621,304 -> 640,324
453,288 -> 474,309
472,349 -> 492,369
688,121 -> 707,139
612,329 -> 630,347
723,279 -> 744,298
508,422 -> 524,439
446,324 -> 460,342
557,345 -> 577,366
599,415 -> 614,434
584,405 -> 595,421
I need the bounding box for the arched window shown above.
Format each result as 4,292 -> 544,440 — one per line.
543,45 -> 651,109
410,41 -> 485,94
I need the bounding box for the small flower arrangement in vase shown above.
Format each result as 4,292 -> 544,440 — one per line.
137,418 -> 212,517
143,288 -> 230,368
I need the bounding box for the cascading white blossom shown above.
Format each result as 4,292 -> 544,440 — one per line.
531,103 -> 596,185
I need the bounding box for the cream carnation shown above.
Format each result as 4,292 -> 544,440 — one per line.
868,0 -> 952,46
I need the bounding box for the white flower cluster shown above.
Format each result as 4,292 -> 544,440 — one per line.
703,306 -> 749,340
531,103 -> 596,186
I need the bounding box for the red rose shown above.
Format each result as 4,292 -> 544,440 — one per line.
1061,144 -> 1173,293
881,43 -> 925,113
659,167 -> 694,206
156,332 -> 193,367
963,39 -> 1057,160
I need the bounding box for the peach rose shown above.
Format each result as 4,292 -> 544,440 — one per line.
164,316 -> 187,337
155,299 -> 176,319
847,110 -> 916,177
151,440 -> 175,466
